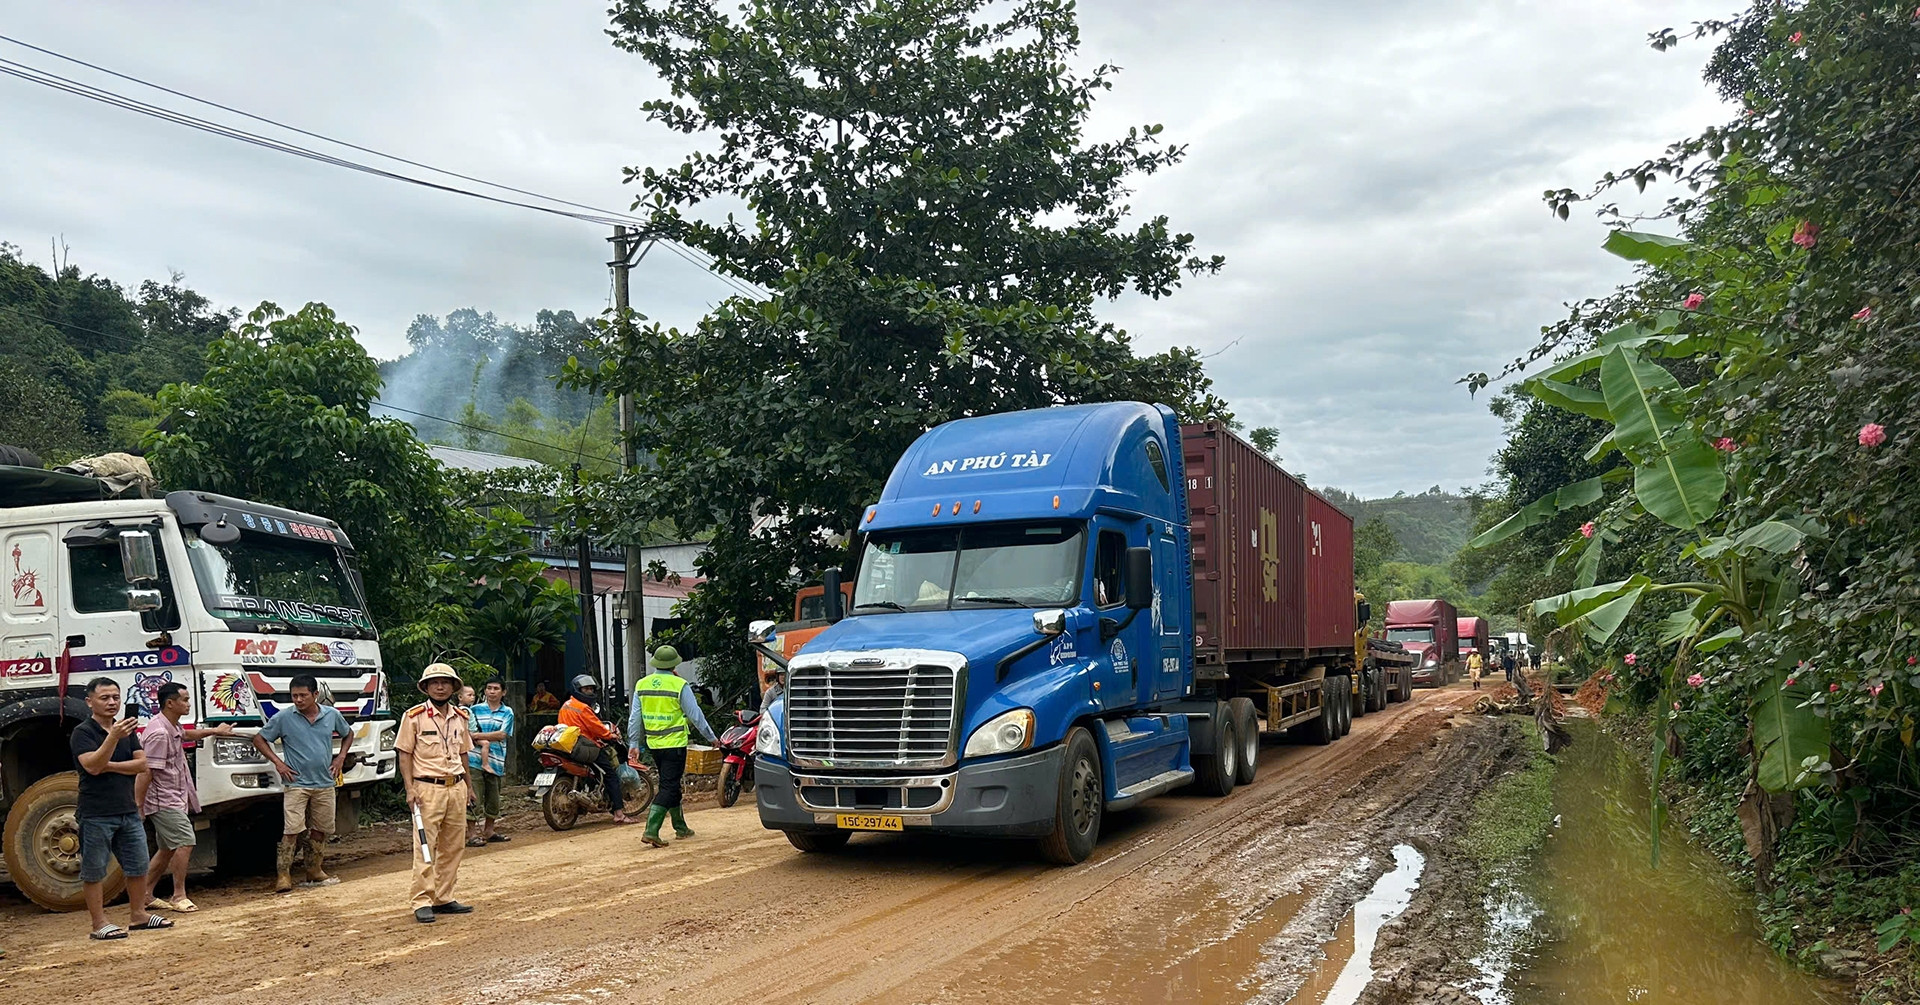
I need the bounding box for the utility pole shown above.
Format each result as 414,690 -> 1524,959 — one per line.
571,461 -> 600,683
611,225 -> 647,693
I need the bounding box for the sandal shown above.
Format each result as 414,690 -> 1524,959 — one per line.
128,915 -> 173,931
144,897 -> 178,912
465,837 -> 486,848
170,898 -> 198,913
89,924 -> 128,940
485,834 -> 510,843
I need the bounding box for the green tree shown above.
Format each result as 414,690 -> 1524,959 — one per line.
1354,517 -> 1399,579
586,0 -> 1230,699
0,356 -> 91,461
146,302 -> 460,630
1249,426 -> 1282,463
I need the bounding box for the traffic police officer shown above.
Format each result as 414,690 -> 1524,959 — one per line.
628,646 -> 717,847
395,663 -> 476,923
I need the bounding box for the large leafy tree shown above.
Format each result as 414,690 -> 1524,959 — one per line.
146,302 -> 460,629
587,0 -> 1230,698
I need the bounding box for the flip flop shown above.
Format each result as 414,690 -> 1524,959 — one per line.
144,897 -> 178,912
89,924 -> 128,940
465,837 -> 487,848
485,834 -> 510,843
170,898 -> 198,913
128,915 -> 173,931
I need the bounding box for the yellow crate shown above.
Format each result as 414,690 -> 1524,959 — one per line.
684,744 -> 723,775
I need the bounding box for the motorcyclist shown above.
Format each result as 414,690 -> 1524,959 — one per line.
557,675 -> 634,825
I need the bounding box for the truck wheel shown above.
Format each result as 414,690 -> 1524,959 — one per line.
3,772 -> 123,912
1039,727 -> 1103,864
1400,669 -> 1415,703
1368,668 -> 1388,712
785,829 -> 852,853
1330,676 -> 1353,737
1293,687 -> 1334,746
1194,707 -> 1237,798
1230,697 -> 1259,786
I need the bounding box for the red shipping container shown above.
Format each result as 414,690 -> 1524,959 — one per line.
1182,422 -> 1356,667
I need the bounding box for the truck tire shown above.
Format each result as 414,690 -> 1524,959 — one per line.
3,772 -> 124,912
1293,687 -> 1334,746
1400,669 -> 1415,704
1039,727 -> 1103,864
1367,667 -> 1388,712
1193,705 -> 1237,798
1230,697 -> 1259,786
785,829 -> 852,853
1330,676 -> 1353,737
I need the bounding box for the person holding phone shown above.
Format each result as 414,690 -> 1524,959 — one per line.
70,677 -> 169,939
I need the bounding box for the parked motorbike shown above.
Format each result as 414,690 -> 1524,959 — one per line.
716,709 -> 761,808
533,741 -> 655,831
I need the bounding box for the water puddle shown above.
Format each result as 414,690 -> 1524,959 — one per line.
1287,844 -> 1426,1005
1499,721 -> 1848,1004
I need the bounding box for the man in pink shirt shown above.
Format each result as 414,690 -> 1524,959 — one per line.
135,682 -> 233,913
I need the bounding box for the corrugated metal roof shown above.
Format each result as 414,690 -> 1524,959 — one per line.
426,444 -> 548,473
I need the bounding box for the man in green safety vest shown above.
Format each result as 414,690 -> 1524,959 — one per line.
627,645 -> 718,847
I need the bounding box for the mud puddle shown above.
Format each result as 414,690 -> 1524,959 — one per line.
1286,844 -> 1425,1005
1496,721 -> 1848,1004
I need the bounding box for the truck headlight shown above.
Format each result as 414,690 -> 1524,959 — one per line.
1423,655 -> 1437,667
212,736 -> 268,765
379,726 -> 397,751
755,711 -> 782,757
964,709 -> 1036,758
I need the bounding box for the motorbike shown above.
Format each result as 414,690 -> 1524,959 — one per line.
716,709 -> 761,808
533,740 -> 656,831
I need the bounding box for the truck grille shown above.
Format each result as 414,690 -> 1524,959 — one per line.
787,659 -> 960,768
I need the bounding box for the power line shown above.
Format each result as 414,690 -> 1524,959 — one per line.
0,302 -> 622,465
0,36 -> 769,301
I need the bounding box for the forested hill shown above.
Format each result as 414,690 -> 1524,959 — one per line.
1319,487 -> 1474,566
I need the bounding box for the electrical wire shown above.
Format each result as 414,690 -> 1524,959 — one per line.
0,37 -> 769,300
0,302 -> 622,465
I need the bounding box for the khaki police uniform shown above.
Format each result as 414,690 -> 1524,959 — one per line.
394,700 -> 473,910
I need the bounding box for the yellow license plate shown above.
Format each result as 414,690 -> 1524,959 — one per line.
835,813 -> 903,832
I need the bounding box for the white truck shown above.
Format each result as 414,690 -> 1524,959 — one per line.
0,465 -> 397,910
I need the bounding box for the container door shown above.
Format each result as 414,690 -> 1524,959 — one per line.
57,523 -> 191,724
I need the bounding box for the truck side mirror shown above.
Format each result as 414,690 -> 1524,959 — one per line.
1125,547 -> 1153,610
822,568 -> 845,623
1357,601 -> 1372,625
747,619 -> 778,644
119,530 -> 158,583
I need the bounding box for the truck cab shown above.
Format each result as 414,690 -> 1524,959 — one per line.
1,468 -> 396,910
1385,598 -> 1460,687
753,403 -> 1218,863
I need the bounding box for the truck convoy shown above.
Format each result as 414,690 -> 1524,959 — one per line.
1385,598 -> 1460,688
752,403 -> 1377,863
0,465 -> 396,910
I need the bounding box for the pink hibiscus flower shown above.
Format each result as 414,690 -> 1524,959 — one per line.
1860,423 -> 1888,447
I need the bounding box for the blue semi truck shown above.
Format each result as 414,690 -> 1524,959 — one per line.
752,401 -> 1364,863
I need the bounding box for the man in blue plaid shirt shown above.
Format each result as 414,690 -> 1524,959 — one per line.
465,678 -> 515,846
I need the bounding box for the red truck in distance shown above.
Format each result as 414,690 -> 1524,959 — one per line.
1456,616 -> 1491,668
1385,599 -> 1459,687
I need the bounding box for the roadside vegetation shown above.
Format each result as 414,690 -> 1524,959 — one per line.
1462,3 -> 1920,996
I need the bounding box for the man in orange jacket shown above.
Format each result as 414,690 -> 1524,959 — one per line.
558,675 -> 633,824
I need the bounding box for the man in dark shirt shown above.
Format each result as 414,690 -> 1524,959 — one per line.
70,676 -> 171,938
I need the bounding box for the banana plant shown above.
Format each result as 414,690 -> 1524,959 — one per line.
1470,263 -> 1827,859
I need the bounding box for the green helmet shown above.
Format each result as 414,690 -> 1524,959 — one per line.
648,645 -> 683,670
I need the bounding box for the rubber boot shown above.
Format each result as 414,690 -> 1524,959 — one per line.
301,834 -> 339,887
669,805 -> 695,839
641,806 -> 669,848
274,837 -> 296,893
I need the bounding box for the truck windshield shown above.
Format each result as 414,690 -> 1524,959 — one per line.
853,523 -> 1084,612
184,530 -> 375,638
1386,627 -> 1434,644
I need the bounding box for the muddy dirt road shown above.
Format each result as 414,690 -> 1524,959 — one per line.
0,686 -> 1517,1005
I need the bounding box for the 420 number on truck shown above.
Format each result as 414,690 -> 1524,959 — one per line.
751,402 -> 1397,863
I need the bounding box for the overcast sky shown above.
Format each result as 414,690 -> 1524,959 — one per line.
0,1 -> 1736,497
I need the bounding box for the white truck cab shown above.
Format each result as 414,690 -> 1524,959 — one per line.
0,466 -> 396,910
